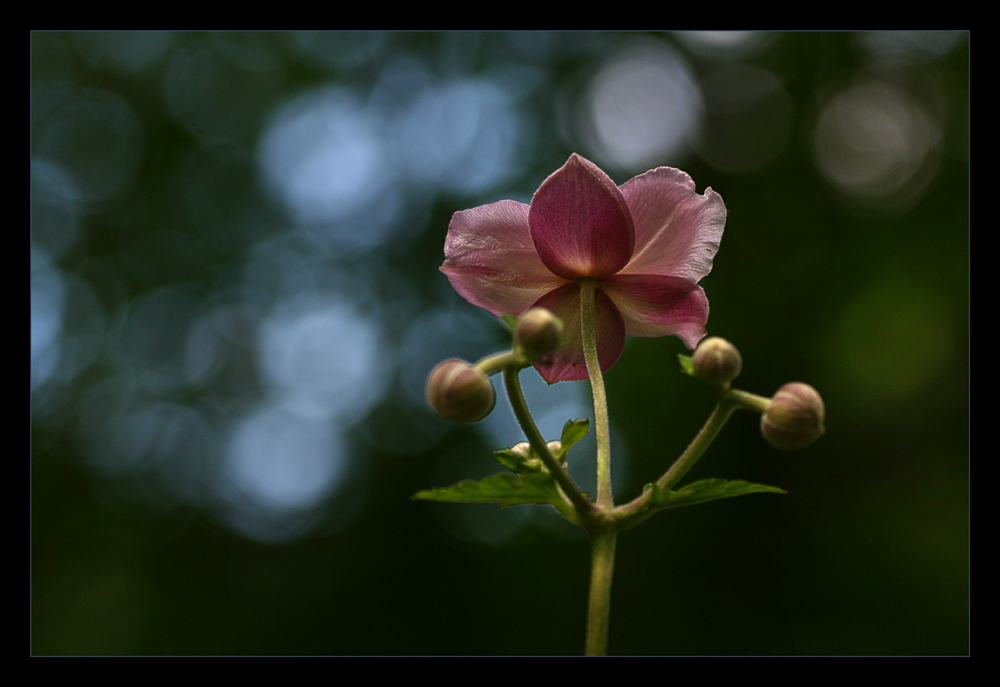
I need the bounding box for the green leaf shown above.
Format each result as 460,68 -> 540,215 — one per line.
559,418 -> 590,455
493,447 -> 542,473
678,353 -> 695,377
412,471 -> 567,508
644,478 -> 786,511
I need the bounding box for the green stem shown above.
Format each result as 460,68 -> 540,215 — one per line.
584,527 -> 617,656
579,279 -> 613,509
579,278 -> 619,656
474,350 -> 527,376
502,367 -> 598,520
727,387 -> 771,413
656,392 -> 737,490
612,385 -> 772,530
655,385 -> 773,491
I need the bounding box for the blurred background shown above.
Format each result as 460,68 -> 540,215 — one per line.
31,31 -> 968,655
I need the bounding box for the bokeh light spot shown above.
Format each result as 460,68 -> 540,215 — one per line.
31,158 -> 83,258
217,404 -> 356,542
398,78 -> 527,194
257,296 -> 388,423
259,87 -> 388,226
32,87 -> 144,207
674,31 -> 773,61
31,246 -> 65,391
813,79 -> 942,213
222,405 -> 345,512
580,41 -> 700,170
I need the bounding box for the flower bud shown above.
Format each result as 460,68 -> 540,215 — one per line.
426,359 -> 496,423
541,440 -> 564,463
515,308 -> 563,360
507,441 -> 546,471
692,336 -> 742,385
760,383 -> 826,451
510,442 -> 533,459
511,440 -> 563,460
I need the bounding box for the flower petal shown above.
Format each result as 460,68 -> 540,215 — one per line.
618,166 -> 726,283
441,199 -> 566,316
600,274 -> 709,349
528,154 -> 635,281
530,282 -> 626,383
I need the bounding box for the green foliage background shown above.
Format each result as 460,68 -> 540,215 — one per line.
31,31 -> 968,655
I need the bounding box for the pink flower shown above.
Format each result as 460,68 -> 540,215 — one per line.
441,154 -> 726,383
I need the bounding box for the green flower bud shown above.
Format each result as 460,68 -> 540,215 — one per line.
426,359 -> 496,423
515,308 -> 563,360
760,383 -> 826,451
692,336 -> 742,385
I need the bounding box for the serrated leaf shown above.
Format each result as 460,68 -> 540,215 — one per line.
560,418 -> 590,454
412,472 -> 565,508
678,353 -> 695,377
644,478 -> 786,511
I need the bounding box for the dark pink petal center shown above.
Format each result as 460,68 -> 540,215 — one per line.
530,282 -> 626,383
528,154 -> 635,281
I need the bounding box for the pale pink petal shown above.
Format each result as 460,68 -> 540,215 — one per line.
618,166 -> 726,283
528,154 -> 635,281
530,282 -> 626,383
600,274 -> 709,349
442,200 -> 567,316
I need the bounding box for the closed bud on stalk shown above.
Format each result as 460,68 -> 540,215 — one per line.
515,308 -> 563,360
426,359 -> 496,423
692,336 -> 742,385
761,383 -> 826,451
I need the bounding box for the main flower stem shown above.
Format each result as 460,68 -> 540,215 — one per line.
580,278 -> 617,656
579,279 -> 613,509
585,527 -> 617,657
